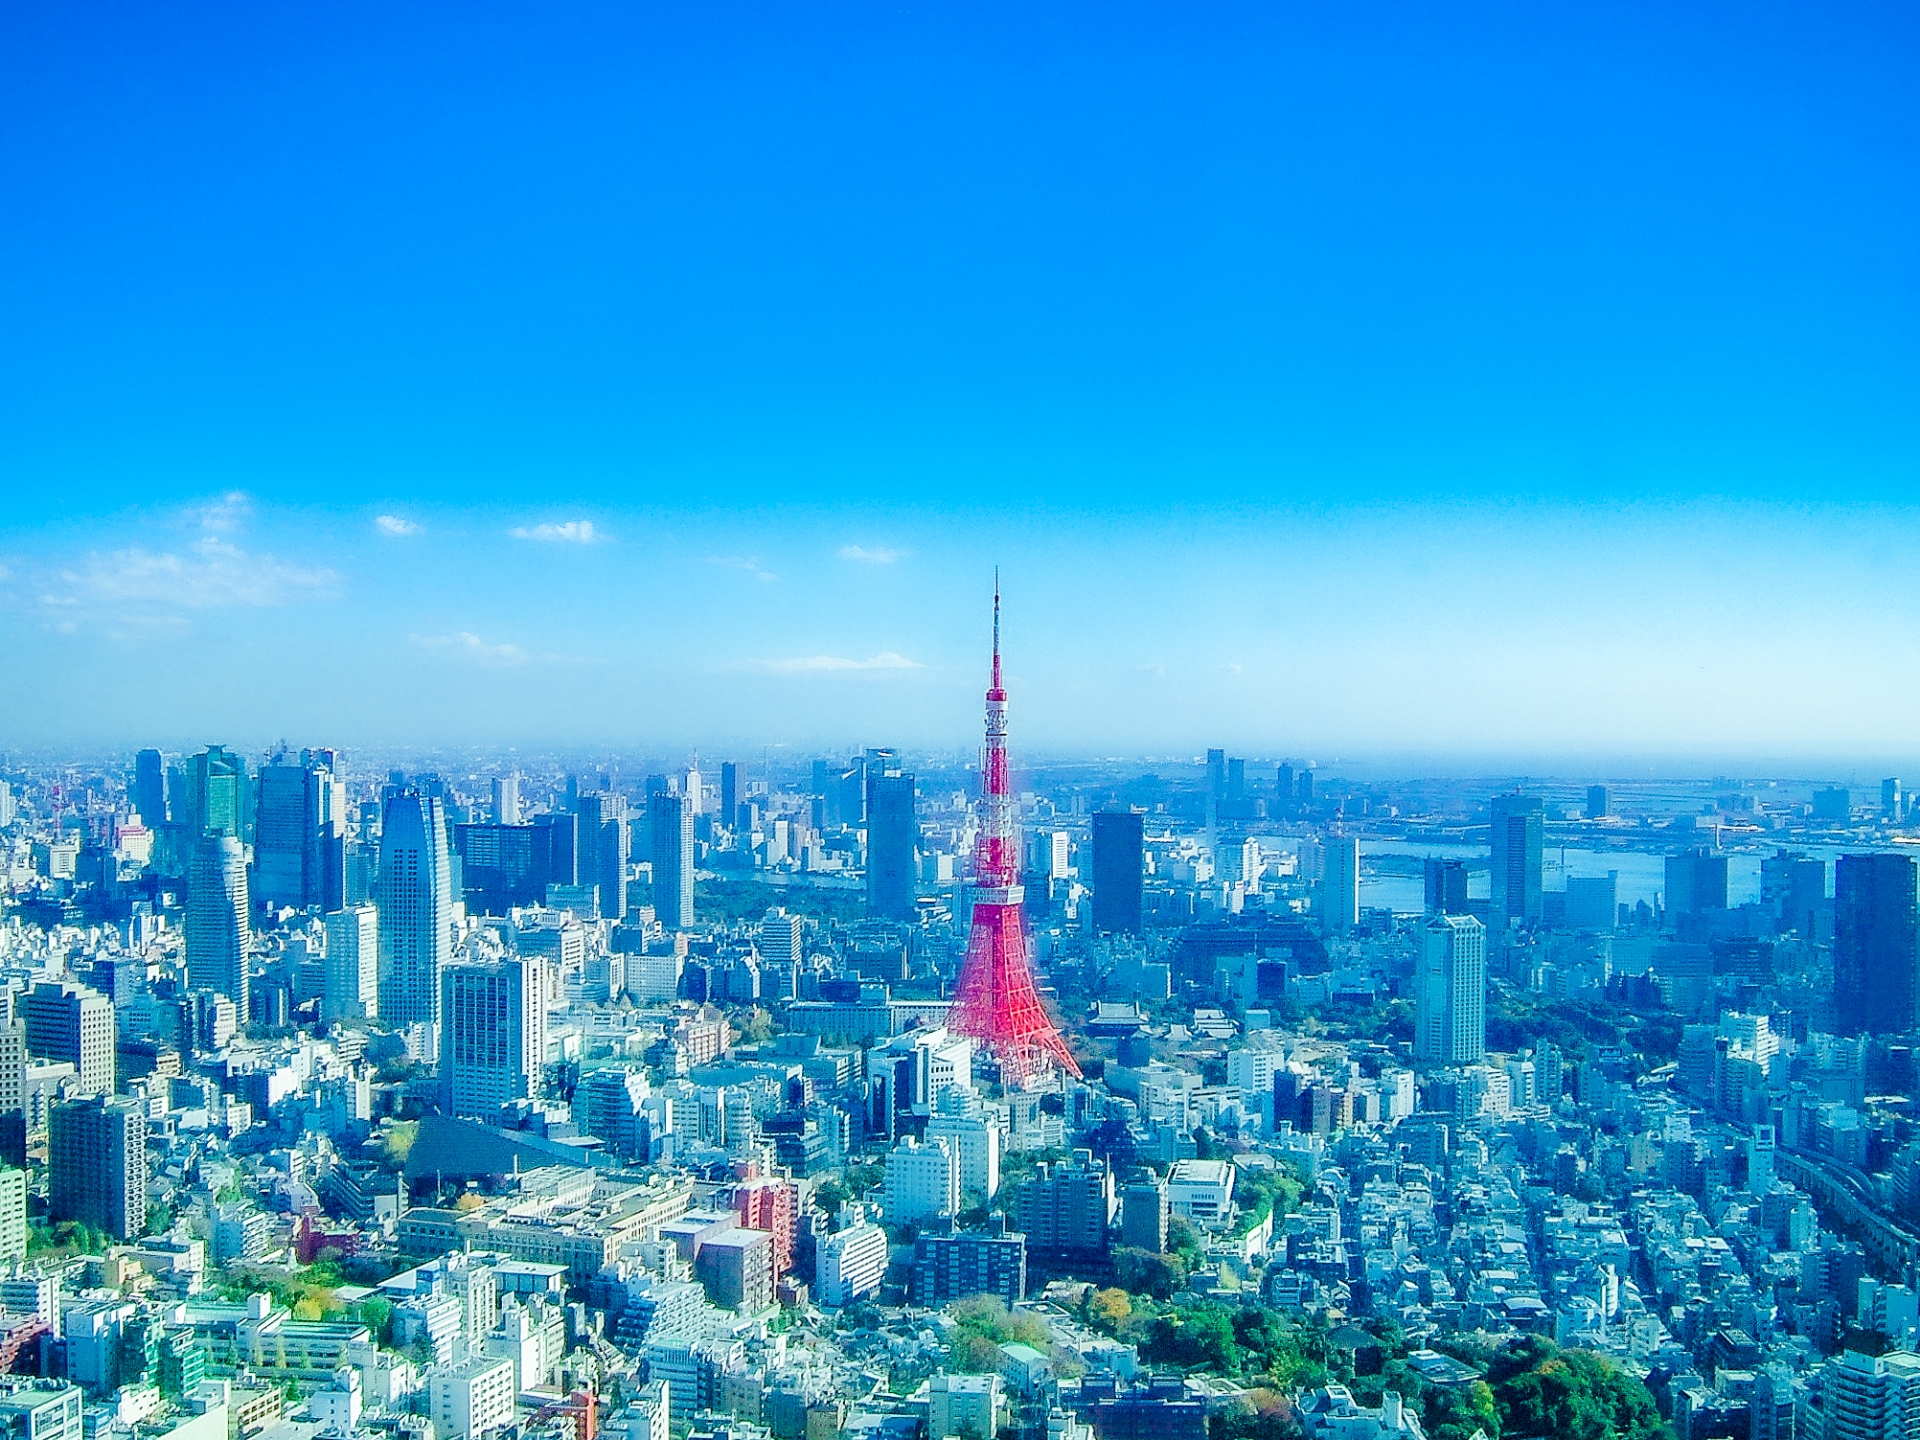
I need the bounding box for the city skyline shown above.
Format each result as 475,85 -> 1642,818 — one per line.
4,5 -> 1920,759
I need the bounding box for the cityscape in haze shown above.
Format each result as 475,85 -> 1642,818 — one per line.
4,10 -> 1920,1440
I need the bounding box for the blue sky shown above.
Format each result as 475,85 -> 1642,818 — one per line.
3,3 -> 1918,763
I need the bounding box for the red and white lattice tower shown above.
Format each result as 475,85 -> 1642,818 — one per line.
948,580 -> 1082,1088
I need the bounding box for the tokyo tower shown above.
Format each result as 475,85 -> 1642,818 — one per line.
949,580 -> 1083,1088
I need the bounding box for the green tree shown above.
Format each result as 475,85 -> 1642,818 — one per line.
1140,1302 -> 1241,1373
1114,1247 -> 1185,1301
1486,1337 -> 1670,1440
1427,1381 -> 1500,1440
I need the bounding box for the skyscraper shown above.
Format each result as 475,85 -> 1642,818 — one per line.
20,982 -> 114,1096
492,774 -> 521,825
1585,785 -> 1610,820
720,763 -> 739,828
1206,749 -> 1226,802
1423,858 -> 1468,916
1091,810 -> 1144,935
187,833 -> 250,1019
1489,793 -> 1544,929
577,792 -> 630,922
49,1095 -> 147,1241
1665,848 -> 1729,916
1834,854 -> 1918,1035
1323,836 -> 1360,935
648,792 -> 695,929
453,822 -> 541,914
377,789 -> 453,1031
133,749 -> 167,828
253,750 -> 341,911
1414,914 -> 1487,1065
183,745 -> 246,838
439,955 -> 547,1118
323,904 -> 378,1023
866,757 -> 917,921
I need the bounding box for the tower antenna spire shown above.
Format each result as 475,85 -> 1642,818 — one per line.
992,569 -> 1001,691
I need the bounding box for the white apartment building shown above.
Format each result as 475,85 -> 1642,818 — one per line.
429,1355 -> 516,1440
925,1089 -> 1001,1200
885,1136 -> 959,1225
817,1219 -> 888,1307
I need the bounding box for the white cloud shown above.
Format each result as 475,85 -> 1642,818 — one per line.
510,520 -> 602,544
707,556 -> 780,582
58,538 -> 338,610
838,545 -> 908,564
756,652 -> 922,673
191,490 -> 252,534
376,515 -> 423,536
411,632 -> 530,664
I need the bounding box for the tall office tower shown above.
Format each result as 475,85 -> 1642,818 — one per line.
1090,811 -> 1145,935
1886,779 -> 1905,822
1834,854 -> 1919,1035
377,789 -> 453,1030
1489,793 -> 1544,929
577,793 -> 630,921
186,834 -> 250,1019
453,823 -> 540,914
133,750 -> 167,828
836,756 -> 868,828
647,793 -> 695,929
49,1095 -> 147,1241
1585,785 -> 1610,820
1424,858 -> 1469,916
684,765 -> 704,816
949,585 -> 1081,1086
1323,836 -> 1360,935
1206,750 -> 1227,802
866,758 -> 918,921
492,775 -> 521,826
1297,768 -> 1315,806
720,763 -> 739,828
254,750 -> 341,911
439,955 -> 546,1118
322,904 -> 379,1023
1666,848 -> 1730,916
319,823 -> 346,912
1414,914 -> 1487,1065
1761,850 -> 1828,937
1226,758 -> 1246,801
183,746 -> 246,837
530,811 -> 579,891
1276,764 -> 1296,813
0,783 -> 13,829
20,982 -> 114,1096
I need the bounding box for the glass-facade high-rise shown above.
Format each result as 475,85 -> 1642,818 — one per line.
648,792 -> 695,929
186,833 -> 250,1019
132,749 -> 166,829
1834,853 -> 1918,1035
253,749 -> 342,912
1090,810 -> 1144,935
866,757 -> 917,921
1489,793 -> 1544,929
377,789 -> 453,1031
184,745 -> 246,839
